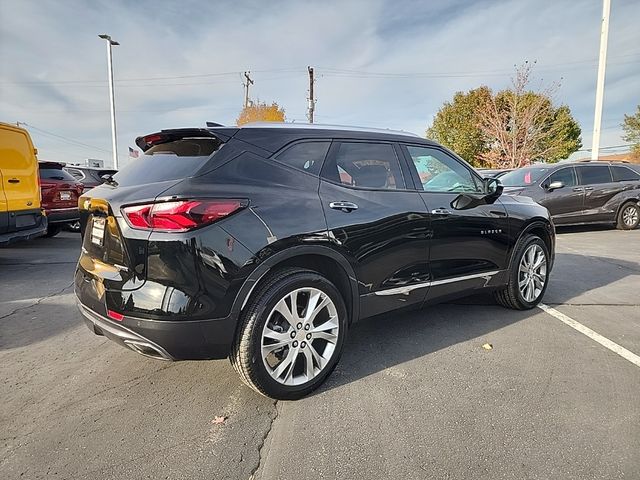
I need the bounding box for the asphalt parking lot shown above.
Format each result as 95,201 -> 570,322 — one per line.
1,227 -> 639,480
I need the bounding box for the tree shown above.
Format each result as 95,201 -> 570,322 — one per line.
622,105 -> 640,158
477,63 -> 581,168
236,101 -> 286,126
426,63 -> 582,168
426,87 -> 491,166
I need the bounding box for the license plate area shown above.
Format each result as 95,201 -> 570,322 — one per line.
60,191 -> 72,201
91,217 -> 106,246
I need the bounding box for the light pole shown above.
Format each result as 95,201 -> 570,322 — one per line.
99,34 -> 120,169
591,0 -> 611,160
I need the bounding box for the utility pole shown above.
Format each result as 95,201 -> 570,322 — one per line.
243,71 -> 254,108
307,66 -> 315,124
591,0 -> 611,160
98,34 -> 120,169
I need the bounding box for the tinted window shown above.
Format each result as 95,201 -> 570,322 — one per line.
113,139 -> 221,187
546,167 -> 576,187
500,167 -> 549,187
611,165 -> 640,182
406,146 -> 480,193
577,166 -> 612,185
323,142 -> 405,190
274,141 -> 330,175
39,167 -> 77,181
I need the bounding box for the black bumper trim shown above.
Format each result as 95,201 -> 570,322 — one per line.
78,303 -> 175,360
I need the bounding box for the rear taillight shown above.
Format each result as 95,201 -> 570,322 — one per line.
122,199 -> 245,232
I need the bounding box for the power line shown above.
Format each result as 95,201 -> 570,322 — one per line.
18,122 -> 126,158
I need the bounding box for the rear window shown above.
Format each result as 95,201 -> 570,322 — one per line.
39,167 -> 77,181
500,167 -> 549,187
113,138 -> 221,187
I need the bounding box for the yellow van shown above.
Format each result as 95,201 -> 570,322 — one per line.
0,122 -> 47,245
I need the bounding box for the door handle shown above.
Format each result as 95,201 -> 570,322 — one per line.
8,178 -> 20,183
584,186 -> 594,191
431,208 -> 451,215
329,201 -> 358,212
572,187 -> 583,192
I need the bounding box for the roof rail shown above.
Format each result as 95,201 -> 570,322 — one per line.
238,122 -> 421,138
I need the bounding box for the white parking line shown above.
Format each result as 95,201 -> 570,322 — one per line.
538,303 -> 640,368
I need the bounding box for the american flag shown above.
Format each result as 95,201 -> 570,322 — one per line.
128,146 -> 139,158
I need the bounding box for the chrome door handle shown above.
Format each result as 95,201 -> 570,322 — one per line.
584,186 -> 594,191
572,187 -> 583,192
431,208 -> 451,215
329,201 -> 358,212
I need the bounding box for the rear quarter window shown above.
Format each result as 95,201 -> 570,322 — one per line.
611,165 -> 640,181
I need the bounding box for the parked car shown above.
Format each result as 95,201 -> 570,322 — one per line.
39,161 -> 84,237
63,166 -> 117,231
64,165 -> 117,189
0,122 -> 47,246
500,161 -> 640,229
76,123 -> 555,399
477,168 -> 513,178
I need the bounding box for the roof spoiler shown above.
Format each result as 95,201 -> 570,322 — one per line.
135,128 -> 233,152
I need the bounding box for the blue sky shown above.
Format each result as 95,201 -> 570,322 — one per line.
1,0 -> 639,167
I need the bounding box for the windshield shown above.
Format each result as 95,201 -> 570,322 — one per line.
500,167 -> 550,187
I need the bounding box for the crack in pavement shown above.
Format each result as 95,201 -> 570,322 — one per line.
249,399 -> 278,480
0,282 -> 74,320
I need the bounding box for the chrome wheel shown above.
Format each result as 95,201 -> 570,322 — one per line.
622,206 -> 639,227
261,287 -> 339,386
518,244 -> 547,303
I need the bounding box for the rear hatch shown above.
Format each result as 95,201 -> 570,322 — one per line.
77,130 -> 225,300
39,162 -> 83,210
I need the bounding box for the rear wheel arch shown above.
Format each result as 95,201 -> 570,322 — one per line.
231,245 -> 359,324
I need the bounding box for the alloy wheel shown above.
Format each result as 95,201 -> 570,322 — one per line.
622,205 -> 639,227
518,244 -> 547,303
261,287 -> 339,386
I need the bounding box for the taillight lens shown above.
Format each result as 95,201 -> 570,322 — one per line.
122,199 -> 245,232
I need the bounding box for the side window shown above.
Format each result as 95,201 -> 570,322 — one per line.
576,166 -> 612,185
611,165 -> 640,182
546,167 -> 576,187
323,142 -> 405,190
274,141 -> 330,175
405,145 -> 480,193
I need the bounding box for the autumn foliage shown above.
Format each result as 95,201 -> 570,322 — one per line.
428,63 -> 582,168
236,101 -> 286,126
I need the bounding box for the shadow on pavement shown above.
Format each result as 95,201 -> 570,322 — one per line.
314,251 -> 639,395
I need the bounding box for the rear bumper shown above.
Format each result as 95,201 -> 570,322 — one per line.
46,207 -> 79,224
0,216 -> 48,246
76,300 -> 237,360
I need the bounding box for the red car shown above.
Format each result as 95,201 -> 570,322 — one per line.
38,161 -> 84,237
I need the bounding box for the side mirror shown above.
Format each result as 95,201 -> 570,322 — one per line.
484,177 -> 503,203
451,193 -> 485,210
547,181 -> 564,191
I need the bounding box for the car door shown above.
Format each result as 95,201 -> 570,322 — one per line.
539,166 -> 584,225
319,140 -> 431,318
575,165 -> 619,223
400,144 -> 509,303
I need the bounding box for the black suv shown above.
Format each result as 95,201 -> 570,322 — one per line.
75,124 -> 555,399
500,162 -> 640,229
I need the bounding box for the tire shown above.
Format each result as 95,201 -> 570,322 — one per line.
230,267 -> 348,400
616,202 -> 640,230
494,234 -> 550,310
44,225 -> 62,238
